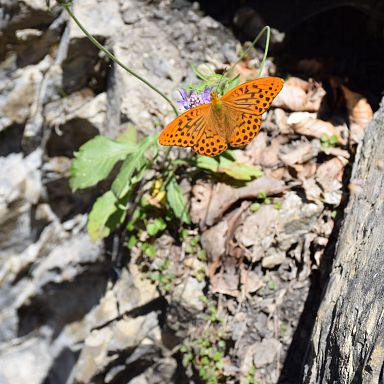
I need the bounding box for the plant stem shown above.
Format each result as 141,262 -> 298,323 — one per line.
222,25 -> 271,82
62,3 -> 179,117
257,26 -> 271,77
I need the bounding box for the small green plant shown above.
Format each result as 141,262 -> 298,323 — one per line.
267,279 -> 277,291
147,259 -> 174,293
250,193 -> 282,212
320,134 -> 338,147
179,296 -> 230,384
243,364 -> 259,384
181,327 -> 227,384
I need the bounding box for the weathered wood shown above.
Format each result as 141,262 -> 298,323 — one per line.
302,102 -> 384,383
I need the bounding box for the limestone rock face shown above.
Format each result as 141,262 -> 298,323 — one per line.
0,1 -> 239,382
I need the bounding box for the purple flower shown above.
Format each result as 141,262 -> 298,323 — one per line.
177,88 -> 211,110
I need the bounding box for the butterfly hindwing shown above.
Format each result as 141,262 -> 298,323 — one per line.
222,77 -> 283,116
229,112 -> 262,147
159,104 -> 210,147
192,131 -> 228,156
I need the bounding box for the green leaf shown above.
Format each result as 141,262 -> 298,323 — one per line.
116,124 -> 137,144
218,157 -> 263,180
213,351 -> 222,362
141,243 -> 156,259
330,134 -> 338,145
166,178 -> 191,224
87,191 -> 118,241
146,218 -> 167,236
127,235 -> 137,249
70,135 -> 137,191
273,198 -> 282,210
196,155 -> 219,172
111,136 -> 154,198
258,191 -> 267,200
250,202 -> 261,212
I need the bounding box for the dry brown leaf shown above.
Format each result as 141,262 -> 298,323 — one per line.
320,146 -> 350,159
201,203 -> 249,264
341,85 -> 373,129
273,77 -> 326,112
240,269 -> 264,294
341,85 -> 373,144
205,176 -> 286,226
302,178 -> 322,202
288,113 -> 342,142
316,157 -> 346,192
291,162 -> 317,180
273,108 -> 291,134
279,139 -> 320,166
210,258 -> 240,297
266,167 -> 287,180
260,140 -> 282,168
316,157 -> 347,205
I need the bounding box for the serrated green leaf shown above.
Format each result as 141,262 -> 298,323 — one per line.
196,155 -> 219,172
218,157 -> 263,180
87,191 -> 118,241
166,178 -> 191,224
70,136 -> 137,191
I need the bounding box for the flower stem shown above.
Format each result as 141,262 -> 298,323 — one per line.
257,26 -> 271,77
224,26 -> 271,80
62,3 -> 179,117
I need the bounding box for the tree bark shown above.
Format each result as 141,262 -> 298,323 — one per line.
303,102 -> 384,383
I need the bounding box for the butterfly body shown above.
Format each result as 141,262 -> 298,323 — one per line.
159,77 -> 284,156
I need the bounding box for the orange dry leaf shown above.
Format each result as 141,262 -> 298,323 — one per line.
341,85 -> 373,128
341,85 -> 373,144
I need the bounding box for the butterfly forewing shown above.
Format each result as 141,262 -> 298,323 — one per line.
159,104 -> 210,147
222,77 -> 283,116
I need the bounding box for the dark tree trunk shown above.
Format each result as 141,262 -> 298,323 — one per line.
302,101 -> 384,383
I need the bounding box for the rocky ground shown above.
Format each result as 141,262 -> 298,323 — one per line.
0,1 -> 376,383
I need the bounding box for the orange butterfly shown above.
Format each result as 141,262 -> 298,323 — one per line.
159,77 -> 284,156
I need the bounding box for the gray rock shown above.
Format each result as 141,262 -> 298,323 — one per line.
0,150 -> 42,260
44,90 -> 107,156
0,63 -> 43,132
0,337 -> 52,384
172,275 -> 205,313
252,338 -> 282,368
74,313 -> 160,383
